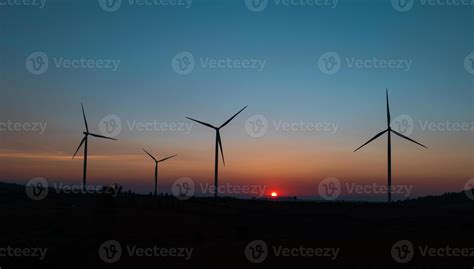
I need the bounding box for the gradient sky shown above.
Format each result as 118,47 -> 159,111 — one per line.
0,0 -> 472,200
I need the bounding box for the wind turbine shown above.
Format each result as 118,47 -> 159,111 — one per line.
186,106 -> 248,198
142,149 -> 177,197
354,89 -> 427,203
73,103 -> 117,191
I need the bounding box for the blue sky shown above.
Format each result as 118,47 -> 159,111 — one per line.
0,0 -> 472,199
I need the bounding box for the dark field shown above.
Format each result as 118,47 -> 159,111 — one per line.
1,183 -> 473,269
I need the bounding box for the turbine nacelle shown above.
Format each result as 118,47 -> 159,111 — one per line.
72,103 -> 117,158
186,105 -> 247,167
142,148 -> 177,164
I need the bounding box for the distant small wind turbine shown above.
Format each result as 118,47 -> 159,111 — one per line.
186,106 -> 248,198
73,103 -> 117,191
142,149 -> 177,197
354,89 -> 427,203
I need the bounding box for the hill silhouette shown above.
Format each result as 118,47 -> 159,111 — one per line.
0,181 -> 473,268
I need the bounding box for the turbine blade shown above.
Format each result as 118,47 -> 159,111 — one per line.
142,148 -> 157,162
219,106 -> 248,129
72,136 -> 86,159
186,117 -> 216,129
81,103 -> 89,132
354,129 -> 388,152
217,131 -> 225,166
158,154 -> 177,162
88,133 -> 118,141
386,89 -> 391,127
391,130 -> 428,148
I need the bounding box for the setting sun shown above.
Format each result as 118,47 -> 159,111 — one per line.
271,192 -> 278,197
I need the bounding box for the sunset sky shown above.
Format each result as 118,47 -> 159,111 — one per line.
0,0 -> 472,200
